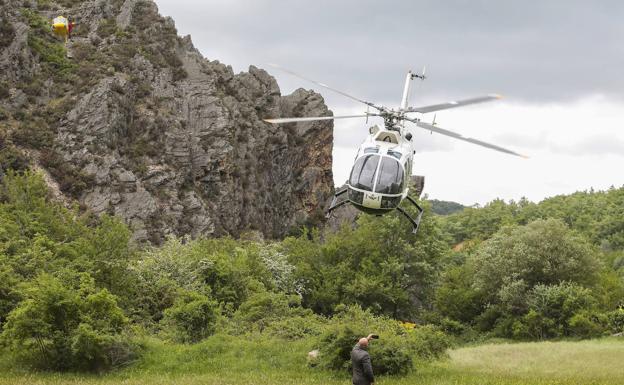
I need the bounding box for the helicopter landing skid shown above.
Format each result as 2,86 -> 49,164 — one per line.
326,188 -> 348,218
398,195 -> 424,234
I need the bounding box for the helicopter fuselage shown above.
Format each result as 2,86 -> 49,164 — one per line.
346,124 -> 414,215
265,65 -> 520,233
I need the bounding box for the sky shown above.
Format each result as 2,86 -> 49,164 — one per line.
154,0 -> 624,205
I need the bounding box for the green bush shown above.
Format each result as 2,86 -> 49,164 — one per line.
509,282 -> 599,339
0,140 -> 29,173
265,314 -> 326,340
407,324 -> 452,361
317,323 -> 365,372
162,290 -> 219,343
38,149 -> 94,198
22,9 -> 75,79
0,273 -> 134,371
368,335 -> 413,375
315,306 -> 449,376
0,265 -> 21,327
568,311 -> 606,338
606,308 -> 624,333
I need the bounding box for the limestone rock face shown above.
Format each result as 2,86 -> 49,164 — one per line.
0,0 -> 333,243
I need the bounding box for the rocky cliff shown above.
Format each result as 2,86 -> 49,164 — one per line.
0,0 -> 334,242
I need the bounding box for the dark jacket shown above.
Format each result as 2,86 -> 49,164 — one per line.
351,345 -> 374,385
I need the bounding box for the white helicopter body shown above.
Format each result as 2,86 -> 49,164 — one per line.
265,66 -> 526,233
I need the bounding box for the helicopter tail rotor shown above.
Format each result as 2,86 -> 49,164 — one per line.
412,65 -> 426,81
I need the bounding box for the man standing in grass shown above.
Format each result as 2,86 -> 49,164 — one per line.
351,334 -> 376,385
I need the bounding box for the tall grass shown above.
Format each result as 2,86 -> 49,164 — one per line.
1,336 -> 623,384
445,338 -> 624,384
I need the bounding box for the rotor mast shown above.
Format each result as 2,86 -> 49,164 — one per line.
400,70 -> 414,110
400,68 -> 426,111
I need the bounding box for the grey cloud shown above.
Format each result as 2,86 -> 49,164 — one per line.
552,134 -> 624,156
496,132 -> 624,156
494,132 -> 549,149
153,0 -> 624,156
155,0 -> 624,105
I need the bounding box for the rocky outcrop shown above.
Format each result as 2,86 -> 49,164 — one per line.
0,0 -> 333,243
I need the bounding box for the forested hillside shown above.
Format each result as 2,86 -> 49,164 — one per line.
0,171 -> 623,377
429,199 -> 466,215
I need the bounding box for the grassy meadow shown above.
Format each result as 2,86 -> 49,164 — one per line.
1,337 -> 623,385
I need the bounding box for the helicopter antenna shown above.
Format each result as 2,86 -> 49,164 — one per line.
416,65 -> 427,80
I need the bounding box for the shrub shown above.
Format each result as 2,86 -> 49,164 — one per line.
606,308 -> 624,333
0,265 -> 21,327
509,282 -> 599,339
96,18 -> 118,39
568,311 -> 606,338
368,335 -> 413,375
0,82 -> 9,99
162,290 -> 219,343
407,324 -> 452,361
39,149 -> 94,198
437,317 -> 466,336
0,142 -> 29,173
10,117 -> 54,149
265,314 -> 326,340
0,16 -> 14,48
318,323 -> 365,372
232,290 -> 302,330
27,32 -> 75,78
0,273 -> 134,371
315,305 -> 449,376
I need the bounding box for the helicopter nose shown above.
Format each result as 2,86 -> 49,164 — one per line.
362,192 -> 382,209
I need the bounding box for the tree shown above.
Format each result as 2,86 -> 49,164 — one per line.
471,219 -> 601,303
284,203 -> 449,319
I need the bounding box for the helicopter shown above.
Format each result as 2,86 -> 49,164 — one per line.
264,65 -> 527,233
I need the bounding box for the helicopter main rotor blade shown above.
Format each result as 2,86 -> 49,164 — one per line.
405,118 -> 528,158
264,114 -> 376,124
268,63 -> 382,110
404,94 -> 502,114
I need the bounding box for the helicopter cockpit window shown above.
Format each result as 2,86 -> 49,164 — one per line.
363,147 -> 379,154
349,155 -> 379,191
387,150 -> 402,160
374,157 -> 404,194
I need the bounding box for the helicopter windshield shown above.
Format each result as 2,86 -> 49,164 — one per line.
375,157 -> 404,194
349,154 -> 379,191
349,155 -> 404,194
